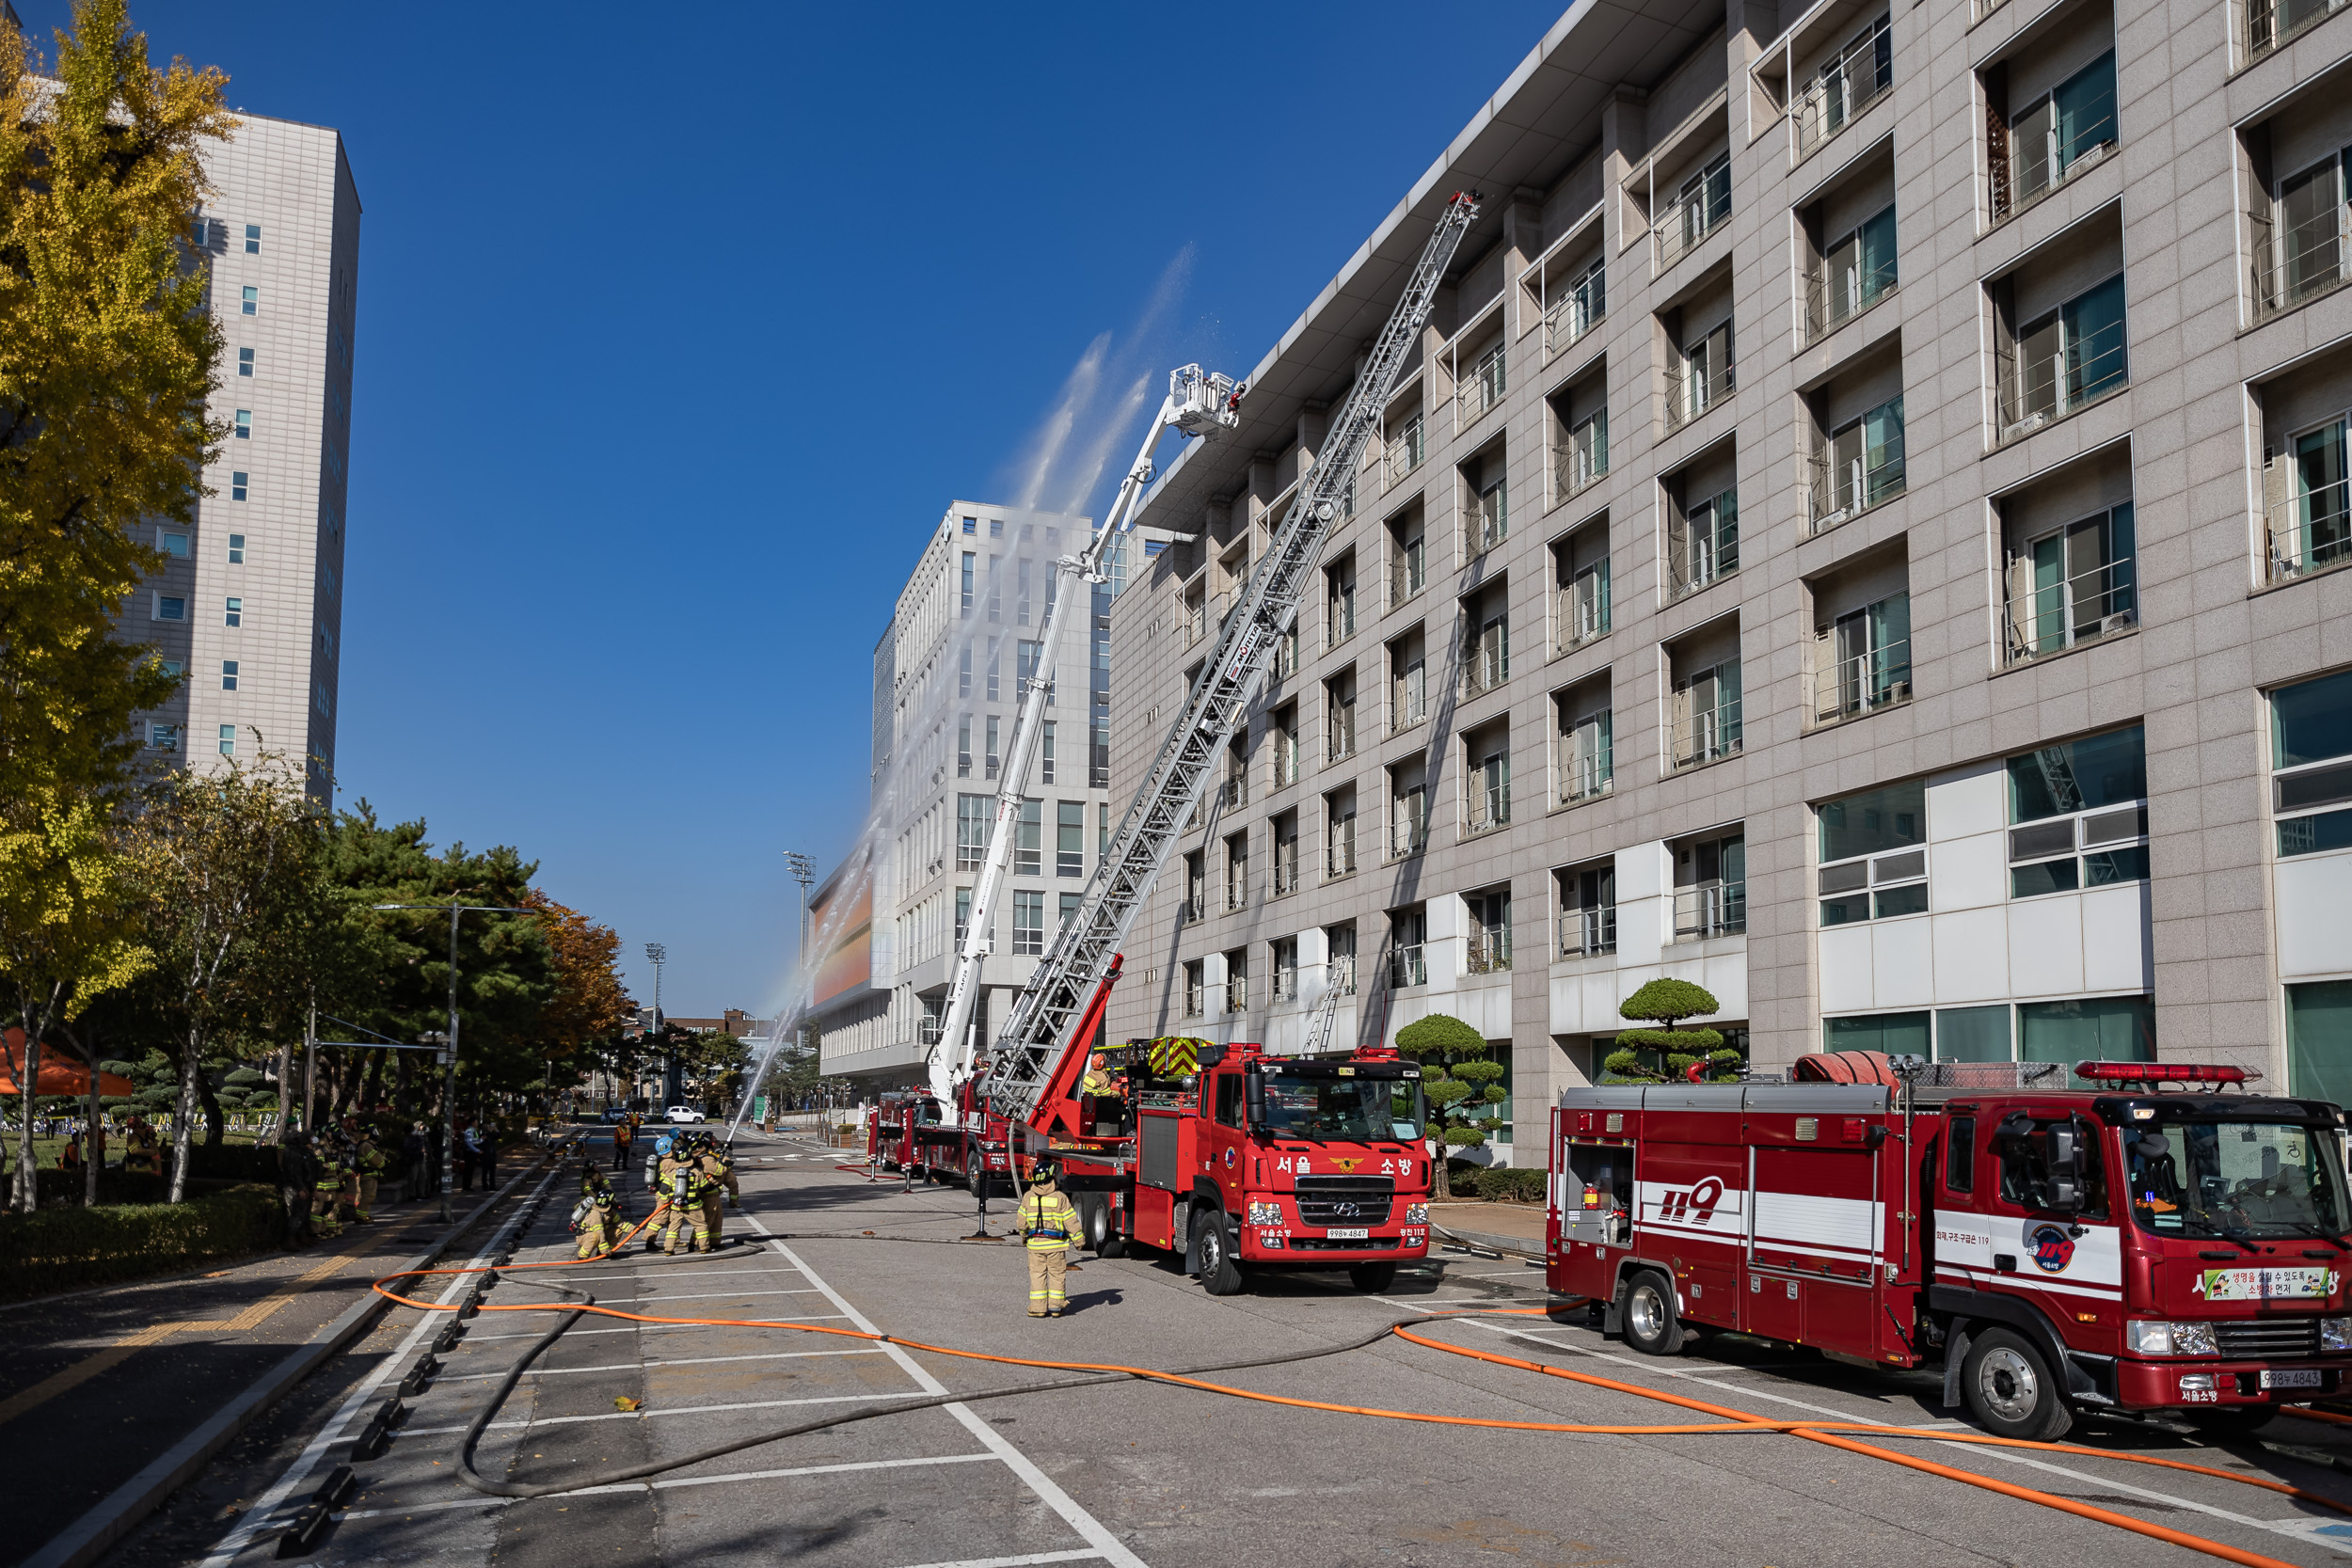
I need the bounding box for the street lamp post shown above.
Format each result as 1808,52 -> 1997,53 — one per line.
644,942 -> 670,1108
374,901 -> 538,1224
784,851 -> 817,1095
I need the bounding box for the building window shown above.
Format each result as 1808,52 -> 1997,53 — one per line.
224,596 -> 242,627
217,723 -> 237,756
1325,560 -> 1357,647
1668,319 -> 1734,432
1673,832 -> 1746,941
1995,52 -> 2117,220
2260,142 -> 2352,318
1325,789 -> 1357,879
1184,960 -> 1205,1018
244,223 -> 261,254
1668,487 -> 1738,597
1184,850 -> 1206,921
1272,813 -> 1299,895
148,723 -> 179,751
957,715 -> 972,778
2289,980 -> 2352,1108
2273,668 -> 2352,856
1559,555 -> 1610,652
153,594 -> 185,621
237,346 -> 254,378
1810,396 -> 1905,533
1560,407 -> 1609,499
1390,906 -> 1428,988
1818,780 -> 1927,925
986,641 -> 1001,704
1933,1006 -> 2014,1063
1387,410 -> 1426,484
1098,800 -> 1110,858
1670,658 -> 1742,768
1057,800 -> 1083,876
961,515 -> 977,535
1224,831 -> 1249,911
1458,337 -> 1506,422
1325,670 -> 1358,761
230,471 -> 247,501
989,518 -> 1003,538
2003,503 -> 2135,662
1089,715 -> 1109,789
1999,274 -> 2127,439
2265,417 -> 2352,583
221,659 -> 239,691
1469,477 -> 1508,555
959,645 -> 972,698
1389,763 -> 1428,859
1556,862 -> 1616,958
1558,703 -> 1612,804
1388,512 -> 1426,605
1546,256 -> 1605,357
1809,205 -> 1897,344
227,533 -> 246,563
158,659 -> 183,679
1225,949 -> 1249,1012
1272,704 -> 1299,788
1271,937 -> 1299,1003
1467,734 -> 1511,833
985,715 -> 1001,781
1465,887 -> 1512,974
240,286 -> 257,315
1464,608 -> 1509,697
1059,892 -> 1081,933
159,530 -> 188,557
1038,720 -> 1056,784
1795,14 -> 1893,157
1015,799 -> 1042,875
1017,638 -> 1043,693
961,551 -> 976,613
955,888 -> 971,945
2007,725 -> 2150,895
1012,891 -> 1044,957
1327,924 -> 1359,996
956,794 -> 989,869
233,409 -> 251,439
2020,995 -> 2154,1063
1661,150 -> 1731,266
1813,591 -> 1912,723
1824,1011 -> 1931,1056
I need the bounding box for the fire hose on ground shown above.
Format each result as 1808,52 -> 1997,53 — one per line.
368,1210 -> 2352,1568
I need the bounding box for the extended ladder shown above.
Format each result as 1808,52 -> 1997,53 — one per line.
981,191 -> 1482,1125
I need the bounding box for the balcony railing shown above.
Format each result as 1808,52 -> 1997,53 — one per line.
1806,442 -> 1906,535
2249,0 -> 2348,63
1553,420 -> 1609,502
1467,782 -> 1511,835
1804,255 -> 1897,343
1559,748 -> 1611,805
1326,592 -> 1357,648
1668,501 -> 1739,599
2254,202 -> 2352,320
1557,904 -> 1616,958
1994,89 -> 2117,223
1327,709 -> 1357,762
1558,574 -> 1610,652
1674,881 -> 1746,942
2267,473 -> 2352,583
1387,420 -> 1426,484
1218,775 -> 1248,810
1672,700 -> 1743,769
1390,942 -> 1428,989
1272,964 -> 1298,1003
1466,928 -> 1513,974
1272,843 -> 1299,896
1389,807 -> 1427,859
1545,273 -> 1604,359
2004,558 -> 2136,663
1327,952 -> 1359,995
1664,356 -> 1735,434
1182,596 -> 1208,646
1807,636 -> 1912,724
1327,826 -> 1357,879
1225,974 -> 1248,1012
1657,161 -> 1731,269
1999,331 -> 2127,445
1458,348 -> 1506,423
1462,641 -> 1509,698
1792,18 -> 1892,159
1389,551 -> 1426,606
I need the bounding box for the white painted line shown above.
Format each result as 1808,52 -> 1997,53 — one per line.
461,1314 -> 853,1342
334,1451 -> 1009,1518
888,1553 -> 1106,1568
612,1288 -> 828,1305
438,1346 -> 890,1382
395,1393 -> 898,1437
192,1169 -> 561,1568
542,1266 -> 806,1284
748,1216 -> 1151,1568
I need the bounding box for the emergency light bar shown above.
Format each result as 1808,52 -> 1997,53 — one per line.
2074,1060 -> 2254,1087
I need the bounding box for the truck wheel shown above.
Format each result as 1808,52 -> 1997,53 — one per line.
1347,1262 -> 1396,1292
965,1150 -> 986,1196
1195,1209 -> 1246,1295
1620,1271 -> 1686,1356
1962,1327 -> 2074,1442
2181,1407 -> 2276,1443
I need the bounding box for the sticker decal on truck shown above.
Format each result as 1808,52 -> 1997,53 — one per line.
2196,1266 -> 2337,1301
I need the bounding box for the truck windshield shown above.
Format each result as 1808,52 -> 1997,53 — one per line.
2125,1121 -> 2351,1241
1263,1077 -> 1424,1142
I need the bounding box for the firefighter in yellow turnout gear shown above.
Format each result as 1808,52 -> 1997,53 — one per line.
658,1153 -> 714,1255
693,1134 -> 739,1249
1015,1161 -> 1079,1318
310,1139 -> 349,1241
573,1186 -> 623,1259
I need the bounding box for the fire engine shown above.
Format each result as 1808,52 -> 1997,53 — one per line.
1548,1055 -> 2352,1440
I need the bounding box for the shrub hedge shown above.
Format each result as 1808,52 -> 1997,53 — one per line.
1439,1162 -> 1548,1202
0,1168 -> 168,1209
0,1182 -> 285,1302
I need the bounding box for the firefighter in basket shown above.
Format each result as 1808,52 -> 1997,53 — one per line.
573,1185 -> 624,1259
1015,1159 -> 1080,1318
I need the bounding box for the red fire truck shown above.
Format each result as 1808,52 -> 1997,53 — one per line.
1549,1058 -> 2352,1440
1054,1036 -> 1433,1294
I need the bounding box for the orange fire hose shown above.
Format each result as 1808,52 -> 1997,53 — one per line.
382,1203 -> 2340,1568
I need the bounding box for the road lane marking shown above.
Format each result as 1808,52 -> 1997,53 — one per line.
889,1553 -> 1106,1568
393,1392 -> 905,1437
437,1347 -> 890,1381
332,1452 -> 1006,1517
461,1314 -> 852,1341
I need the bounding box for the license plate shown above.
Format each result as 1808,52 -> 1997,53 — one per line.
2262,1369 -> 2323,1389
1326,1228 -> 1369,1240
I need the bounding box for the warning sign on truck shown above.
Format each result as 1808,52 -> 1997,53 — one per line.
2194,1266 -> 2337,1301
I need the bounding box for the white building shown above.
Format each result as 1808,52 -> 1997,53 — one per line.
136,110 -> 359,797
815,502 -> 1180,1087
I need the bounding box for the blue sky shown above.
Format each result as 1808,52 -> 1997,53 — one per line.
19,0 -> 1567,1018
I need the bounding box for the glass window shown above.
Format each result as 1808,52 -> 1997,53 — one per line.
1012,890 -> 1044,956
230,471 -> 247,501
159,531 -> 188,557
955,794 -> 988,869
1997,1115 -> 2109,1217
233,409 -> 250,438
220,659 -> 238,691
1822,1011 -> 1931,1056
1947,1116 -> 1977,1193
2010,725 -> 2146,822
1935,1006 -> 2012,1063
2289,980 -> 2352,1111
240,286 -> 257,315
244,223 -> 261,254
156,595 -> 184,621
217,724 -> 236,756
2020,994 -> 2153,1063
227,533 -> 245,563
2275,668 -> 2352,768
1015,799 -> 1041,875
1819,781 -> 1925,862
1059,892 -> 1080,931
2127,1117 -> 2350,1240
1057,800 -> 1083,877
223,596 -> 242,627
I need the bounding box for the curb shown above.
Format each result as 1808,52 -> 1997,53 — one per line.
21,1158 -> 548,1568
1432,1221 -> 1546,1261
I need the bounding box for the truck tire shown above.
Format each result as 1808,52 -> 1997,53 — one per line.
1347,1262 -> 1396,1292
1085,1196 -> 1125,1257
1195,1208 -> 1246,1295
1961,1327 -> 2074,1442
965,1150 -> 986,1196
2181,1407 -> 2276,1443
1620,1271 -> 1686,1356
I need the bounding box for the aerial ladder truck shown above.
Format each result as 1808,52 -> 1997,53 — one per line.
942,192 -> 1484,1293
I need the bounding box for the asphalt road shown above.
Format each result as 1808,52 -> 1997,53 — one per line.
99,1128 -> 2352,1568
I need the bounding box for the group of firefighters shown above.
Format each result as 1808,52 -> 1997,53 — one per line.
567,1127 -> 739,1259
286,1118 -> 389,1240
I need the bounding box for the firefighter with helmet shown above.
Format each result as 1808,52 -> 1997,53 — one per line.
123,1115 -> 160,1175
659,1154 -> 714,1255
573,1185 -> 624,1259
1015,1159 -> 1080,1318
310,1136 -> 349,1240
693,1132 -> 739,1249
643,1133 -> 683,1251
1080,1053 -> 1116,1098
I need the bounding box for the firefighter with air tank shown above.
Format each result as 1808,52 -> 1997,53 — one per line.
692,1132 -> 739,1249
1015,1158 -> 1079,1317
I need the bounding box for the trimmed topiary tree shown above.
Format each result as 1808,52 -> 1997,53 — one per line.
1394,1012 -> 1505,1198
1603,978 -> 1742,1083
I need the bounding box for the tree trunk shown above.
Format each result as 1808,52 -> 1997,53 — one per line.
197,1061 -> 225,1148
60,1022 -> 103,1209
330,1049 -> 360,1122
169,1026 -> 203,1203
275,1040 -> 293,1139
1429,1134 -> 1449,1200
360,1047 -> 385,1117
13,1033 -> 37,1214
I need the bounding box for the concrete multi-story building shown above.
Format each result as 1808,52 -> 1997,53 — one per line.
1107,0 -> 2352,1164
818,503 -> 1181,1089
136,110 -> 358,797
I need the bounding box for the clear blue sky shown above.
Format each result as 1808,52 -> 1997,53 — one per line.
19,0 -> 1567,1019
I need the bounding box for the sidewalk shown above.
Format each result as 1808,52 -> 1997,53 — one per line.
0,1158 -> 539,1568
1429,1198 -> 1546,1258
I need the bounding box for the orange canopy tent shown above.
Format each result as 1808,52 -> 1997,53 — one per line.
0,1030 -> 136,1097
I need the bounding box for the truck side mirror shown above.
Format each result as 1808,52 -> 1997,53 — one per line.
2046,1123 -> 2085,1212
1195,1043 -> 1227,1068
1244,1073 -> 1266,1132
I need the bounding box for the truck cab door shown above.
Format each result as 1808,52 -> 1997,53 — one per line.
1206,1069 -> 1247,1208
1983,1109 -> 2123,1343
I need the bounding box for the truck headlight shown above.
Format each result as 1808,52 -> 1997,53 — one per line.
2127,1319 -> 2219,1356
2323,1317 -> 2352,1352
1246,1200 -> 1281,1226
1405,1202 -> 1429,1225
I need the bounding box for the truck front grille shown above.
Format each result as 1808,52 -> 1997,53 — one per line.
2215,1318 -> 2322,1359
1294,1175 -> 1394,1227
